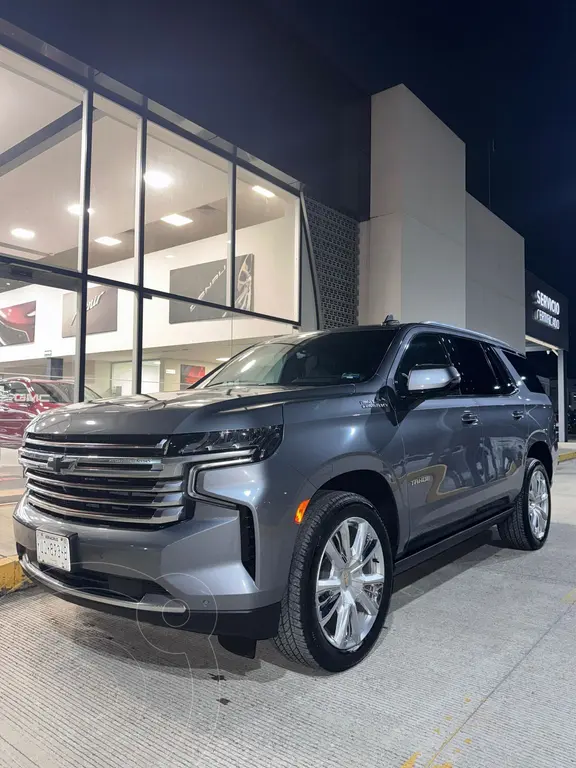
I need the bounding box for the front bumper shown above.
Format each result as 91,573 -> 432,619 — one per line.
13,455 -> 313,637
19,553 -> 280,639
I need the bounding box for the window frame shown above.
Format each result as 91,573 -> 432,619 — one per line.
482,344 -> 519,396
442,334 -> 509,399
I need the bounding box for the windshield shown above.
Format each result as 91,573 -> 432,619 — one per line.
200,329 -> 398,388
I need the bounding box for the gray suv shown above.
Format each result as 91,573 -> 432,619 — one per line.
14,322 -> 556,672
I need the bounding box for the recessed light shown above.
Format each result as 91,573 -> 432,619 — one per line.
161,213 -> 193,227
11,228 -> 35,240
216,357 -> 231,362
95,236 -> 121,246
252,185 -> 275,198
5,282 -> 10,286
67,203 -> 94,216
144,170 -> 173,189
164,253 -> 175,259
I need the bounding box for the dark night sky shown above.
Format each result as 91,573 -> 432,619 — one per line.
264,0 -> 575,324
262,0 -> 576,371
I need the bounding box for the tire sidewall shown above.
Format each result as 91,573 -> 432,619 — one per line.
522,459 -> 551,549
299,498 -> 393,672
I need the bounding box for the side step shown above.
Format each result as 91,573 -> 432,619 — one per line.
393,508 -> 511,576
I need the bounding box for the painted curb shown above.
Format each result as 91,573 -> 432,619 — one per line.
559,451 -> 576,464
0,555 -> 31,595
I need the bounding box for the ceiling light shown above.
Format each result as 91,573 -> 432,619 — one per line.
161,213 -> 193,227
11,228 -> 35,240
216,357 -> 231,362
95,236 -> 121,246
164,253 -> 175,259
252,185 -> 275,198
5,282 -> 10,286
144,170 -> 173,190
67,203 -> 94,216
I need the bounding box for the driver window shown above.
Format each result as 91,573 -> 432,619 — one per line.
394,334 -> 451,394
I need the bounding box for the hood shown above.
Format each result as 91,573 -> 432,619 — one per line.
27,383 -> 355,437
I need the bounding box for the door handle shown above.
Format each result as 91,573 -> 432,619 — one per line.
461,412 -> 479,425
512,410 -> 525,420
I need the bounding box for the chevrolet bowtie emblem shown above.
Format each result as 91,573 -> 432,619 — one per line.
46,455 -> 78,473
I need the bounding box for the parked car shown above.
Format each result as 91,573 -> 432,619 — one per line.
0,377 -> 100,448
14,322 -> 556,672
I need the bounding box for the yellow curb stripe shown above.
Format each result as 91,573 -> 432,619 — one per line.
559,451 -> 576,463
0,555 -> 31,593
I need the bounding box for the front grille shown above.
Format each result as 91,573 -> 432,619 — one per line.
20,434 -> 187,525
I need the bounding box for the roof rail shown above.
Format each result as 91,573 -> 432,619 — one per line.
420,321 -> 517,351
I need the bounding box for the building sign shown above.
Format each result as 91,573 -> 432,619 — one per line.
168,254 -> 254,324
525,271 -> 568,350
62,286 -> 119,338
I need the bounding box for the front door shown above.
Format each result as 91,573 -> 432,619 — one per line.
391,331 -> 486,545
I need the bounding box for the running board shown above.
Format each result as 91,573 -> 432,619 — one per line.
393,508 -> 512,576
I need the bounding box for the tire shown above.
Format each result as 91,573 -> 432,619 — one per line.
274,490 -> 394,672
498,458 -> 551,550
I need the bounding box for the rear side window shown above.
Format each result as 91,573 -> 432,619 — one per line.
483,346 -> 517,395
444,336 -> 500,396
502,351 -> 546,394
394,333 -> 451,393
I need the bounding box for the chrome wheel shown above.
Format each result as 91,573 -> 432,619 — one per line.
528,468 -> 549,540
315,516 -> 385,652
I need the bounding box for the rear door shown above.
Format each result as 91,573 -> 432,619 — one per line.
443,336 -> 525,510
391,331 -> 485,544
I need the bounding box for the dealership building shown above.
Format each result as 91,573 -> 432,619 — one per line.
0,13 -> 568,440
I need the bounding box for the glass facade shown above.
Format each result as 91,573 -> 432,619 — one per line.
0,35 -> 310,445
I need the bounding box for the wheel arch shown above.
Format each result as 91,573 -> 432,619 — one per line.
527,440 -> 553,482
318,469 -> 402,557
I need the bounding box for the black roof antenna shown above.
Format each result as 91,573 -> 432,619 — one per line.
382,314 -> 399,326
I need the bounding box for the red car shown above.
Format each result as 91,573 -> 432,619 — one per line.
0,378 -> 100,448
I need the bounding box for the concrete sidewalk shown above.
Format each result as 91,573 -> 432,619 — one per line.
1,463 -> 576,767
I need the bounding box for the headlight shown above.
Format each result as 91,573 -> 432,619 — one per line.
168,425 -> 283,462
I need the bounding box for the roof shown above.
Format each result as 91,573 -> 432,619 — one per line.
281,322 -> 519,353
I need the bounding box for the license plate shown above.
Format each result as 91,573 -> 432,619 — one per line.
36,530 -> 71,572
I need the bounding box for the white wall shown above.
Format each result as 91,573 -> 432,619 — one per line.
465,194 -> 525,350
363,83 -> 525,347
366,84 -> 467,326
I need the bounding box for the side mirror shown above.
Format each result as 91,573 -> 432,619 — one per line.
407,365 -> 461,394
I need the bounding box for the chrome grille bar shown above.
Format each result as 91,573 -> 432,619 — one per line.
26,497 -> 183,525
26,481 -> 184,508
24,436 -> 168,452
25,469 -> 182,494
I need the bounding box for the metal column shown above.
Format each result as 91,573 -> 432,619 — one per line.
558,349 -> 566,443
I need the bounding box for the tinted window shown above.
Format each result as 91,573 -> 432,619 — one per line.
395,333 -> 451,393
202,330 -> 398,388
444,336 -> 500,396
502,351 -> 546,394
483,346 -> 517,395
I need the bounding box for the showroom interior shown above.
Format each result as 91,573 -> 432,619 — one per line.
0,37 -> 321,426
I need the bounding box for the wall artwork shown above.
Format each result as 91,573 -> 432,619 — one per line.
62,285 -> 119,338
169,254 -> 254,324
180,364 -> 206,387
0,301 -> 36,346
